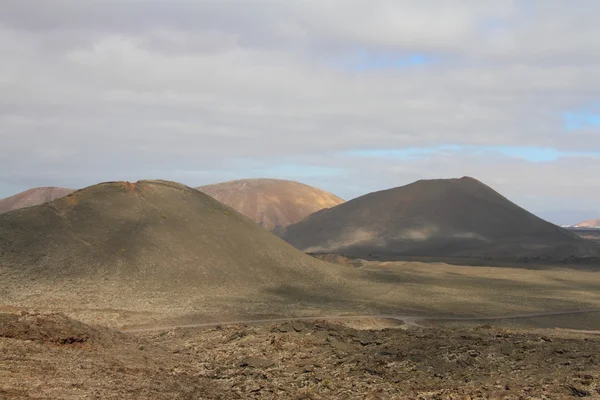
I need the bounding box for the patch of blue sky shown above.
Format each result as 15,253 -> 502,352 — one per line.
473,146 -> 564,162
332,49 -> 432,72
342,145 -> 600,162
563,111 -> 600,131
342,145 -> 459,159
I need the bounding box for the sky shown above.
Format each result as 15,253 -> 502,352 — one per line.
0,0 -> 599,225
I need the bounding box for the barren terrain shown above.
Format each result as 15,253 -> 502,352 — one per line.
3,259 -> 600,331
3,312 -> 600,399
4,258 -> 600,399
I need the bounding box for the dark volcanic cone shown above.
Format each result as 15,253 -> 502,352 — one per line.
281,177 -> 599,260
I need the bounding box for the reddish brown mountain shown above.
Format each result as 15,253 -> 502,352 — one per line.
573,218 -> 600,228
198,179 -> 344,230
281,177 -> 599,260
0,187 -> 74,214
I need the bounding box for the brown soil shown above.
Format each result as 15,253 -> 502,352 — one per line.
0,312 -> 117,345
2,312 -> 600,399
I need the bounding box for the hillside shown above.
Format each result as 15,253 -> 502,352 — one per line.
281,177 -> 599,260
0,180 -> 359,325
198,178 -> 344,230
0,187 -> 73,214
0,180 -> 345,287
572,218 -> 600,229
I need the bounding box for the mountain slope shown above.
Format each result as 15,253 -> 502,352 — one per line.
0,187 -> 74,214
198,178 -> 344,230
0,180 -> 348,291
572,218 -> 600,229
281,177 -> 597,259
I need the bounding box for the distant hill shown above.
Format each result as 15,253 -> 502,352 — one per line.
281,177 -> 599,260
571,218 -> 600,229
198,178 -> 344,230
0,187 -> 74,214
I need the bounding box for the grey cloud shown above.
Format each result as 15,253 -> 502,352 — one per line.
4,1 -> 595,60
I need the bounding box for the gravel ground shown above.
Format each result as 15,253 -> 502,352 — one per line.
2,312 -> 600,399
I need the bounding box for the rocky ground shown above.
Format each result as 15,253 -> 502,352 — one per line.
2,312 -> 600,399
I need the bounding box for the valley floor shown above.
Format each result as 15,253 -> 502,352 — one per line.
3,260 -> 600,398
3,260 -> 600,330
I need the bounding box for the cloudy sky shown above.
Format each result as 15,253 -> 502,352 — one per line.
1,0 -> 599,224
